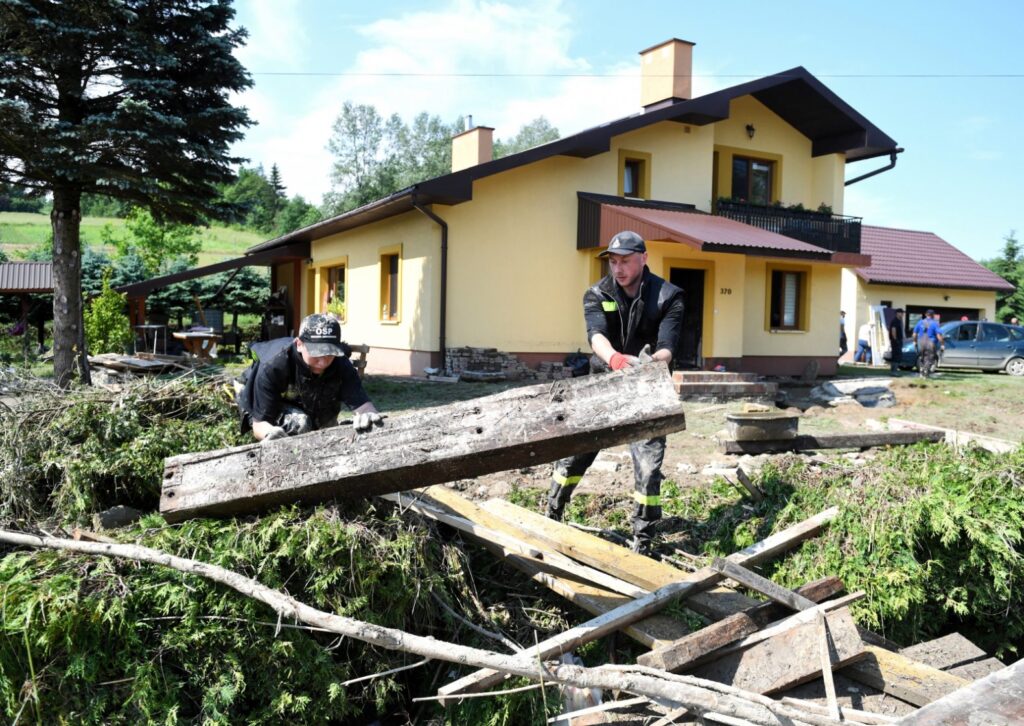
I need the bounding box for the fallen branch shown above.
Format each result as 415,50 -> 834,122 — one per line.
0,528 -> 842,726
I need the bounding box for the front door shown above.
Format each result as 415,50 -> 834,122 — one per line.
941,322 -> 979,368
669,268 -> 704,369
976,323 -> 1014,369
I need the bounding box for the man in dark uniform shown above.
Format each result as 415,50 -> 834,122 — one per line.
888,308 -> 905,374
237,313 -> 382,441
545,230 -> 685,553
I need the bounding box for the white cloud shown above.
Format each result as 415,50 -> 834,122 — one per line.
231,0 -> 733,204
234,0 -> 307,70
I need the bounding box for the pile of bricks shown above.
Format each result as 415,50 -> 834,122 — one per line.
444,347 -> 574,381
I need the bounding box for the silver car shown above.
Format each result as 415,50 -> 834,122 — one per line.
900,321 -> 1024,376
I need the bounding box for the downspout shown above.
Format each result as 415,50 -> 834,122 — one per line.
844,148 -> 903,186
413,198 -> 448,370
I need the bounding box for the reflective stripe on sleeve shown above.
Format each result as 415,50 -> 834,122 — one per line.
632,492 -> 660,506
601,301 -> 618,312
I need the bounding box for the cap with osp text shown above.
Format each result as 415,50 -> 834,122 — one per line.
598,230 -> 646,257
298,313 -> 346,357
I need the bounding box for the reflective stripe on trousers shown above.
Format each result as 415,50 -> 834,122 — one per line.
548,435 -> 665,536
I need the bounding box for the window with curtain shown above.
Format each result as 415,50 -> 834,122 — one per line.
380,252 -> 400,321
732,156 -> 774,205
320,264 -> 345,319
769,269 -> 804,330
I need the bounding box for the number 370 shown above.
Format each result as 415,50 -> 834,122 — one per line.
719,287 -> 732,295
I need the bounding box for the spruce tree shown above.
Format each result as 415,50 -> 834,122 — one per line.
0,0 -> 252,385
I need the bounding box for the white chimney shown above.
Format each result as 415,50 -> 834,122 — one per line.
640,38 -> 695,111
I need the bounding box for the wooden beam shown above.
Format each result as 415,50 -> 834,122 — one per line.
435,505 -> 840,700
841,645 -> 970,707
688,607 -> 865,694
710,558 -> 817,612
887,418 -> 1019,454
720,430 -> 944,454
636,577 -> 845,672
160,363 -> 687,522
891,658 -> 1024,725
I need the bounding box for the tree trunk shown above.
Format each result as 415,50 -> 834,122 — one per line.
50,185 -> 90,386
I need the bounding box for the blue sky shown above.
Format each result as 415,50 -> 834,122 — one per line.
230,0 -> 1023,262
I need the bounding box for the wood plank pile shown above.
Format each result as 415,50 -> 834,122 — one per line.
383,485 -> 1020,725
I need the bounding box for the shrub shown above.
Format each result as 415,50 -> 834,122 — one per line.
84,271 -> 132,355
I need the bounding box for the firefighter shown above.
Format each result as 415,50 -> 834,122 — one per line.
546,231 -> 685,554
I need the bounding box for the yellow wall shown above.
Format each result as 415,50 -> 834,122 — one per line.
713,96 -> 845,212
306,212 -> 441,352
742,257 -> 844,356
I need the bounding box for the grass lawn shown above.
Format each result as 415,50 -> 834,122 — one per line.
0,211 -> 266,266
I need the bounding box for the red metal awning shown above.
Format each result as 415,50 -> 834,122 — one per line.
599,203 -> 870,265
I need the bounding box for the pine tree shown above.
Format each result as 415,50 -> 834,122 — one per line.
0,0 -> 252,386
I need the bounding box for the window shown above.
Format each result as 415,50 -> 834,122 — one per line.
980,323 -> 1009,342
379,249 -> 401,322
732,156 -> 774,205
618,150 -> 651,198
623,159 -> 643,197
769,269 -> 805,330
954,323 -> 978,342
320,264 -> 346,319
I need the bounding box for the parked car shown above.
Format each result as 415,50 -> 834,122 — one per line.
899,321 -> 1024,375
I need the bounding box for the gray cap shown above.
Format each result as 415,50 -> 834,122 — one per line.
598,230 -> 646,257
298,313 -> 345,357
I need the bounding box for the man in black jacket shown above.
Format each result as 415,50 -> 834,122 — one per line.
237,313 -> 382,442
546,231 -> 685,553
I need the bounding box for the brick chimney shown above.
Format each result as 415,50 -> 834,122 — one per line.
451,124 -> 494,172
640,38 -> 695,111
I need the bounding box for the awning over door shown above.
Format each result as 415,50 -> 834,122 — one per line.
584,198 -> 869,265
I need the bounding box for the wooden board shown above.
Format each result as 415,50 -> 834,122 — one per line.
892,657 -> 1024,725
841,645 -> 970,707
688,607 -> 865,694
899,632 -> 991,672
160,363 -> 686,522
720,430 -> 944,455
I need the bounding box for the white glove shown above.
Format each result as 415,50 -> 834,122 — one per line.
281,411 -> 312,436
638,344 -> 654,364
261,426 -> 288,444
353,411 -> 383,433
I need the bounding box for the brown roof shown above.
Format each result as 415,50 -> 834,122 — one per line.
600,204 -> 869,264
0,262 -> 53,293
856,226 -> 1014,292
249,66 -> 899,255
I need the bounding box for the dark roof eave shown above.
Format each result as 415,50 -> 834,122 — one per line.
855,270 -> 1015,293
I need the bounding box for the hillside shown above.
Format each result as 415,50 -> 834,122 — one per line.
0,212 -> 267,267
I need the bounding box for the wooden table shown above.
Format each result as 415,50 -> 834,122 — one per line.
172,331 -> 220,360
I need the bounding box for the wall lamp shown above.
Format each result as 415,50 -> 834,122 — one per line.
745,123 -> 756,139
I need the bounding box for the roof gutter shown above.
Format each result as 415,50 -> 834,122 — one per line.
413,198 -> 448,369
845,148 -> 903,187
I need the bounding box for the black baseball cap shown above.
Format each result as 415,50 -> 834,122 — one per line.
298,313 -> 346,357
598,230 -> 646,257
925,309 -> 935,315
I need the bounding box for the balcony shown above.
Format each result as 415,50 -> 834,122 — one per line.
714,200 -> 862,254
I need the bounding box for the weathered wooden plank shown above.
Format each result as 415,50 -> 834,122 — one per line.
899,632 -> 990,672
720,430 -> 945,455
841,645 -> 970,707
435,503 -> 840,699
892,657 -> 1024,725
478,498 -> 839,620
887,418 -> 1019,454
688,608 -> 865,694
710,558 -> 817,612
160,363 -> 686,522
636,577 -> 846,672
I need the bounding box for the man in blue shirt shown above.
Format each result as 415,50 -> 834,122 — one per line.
912,310 -> 944,378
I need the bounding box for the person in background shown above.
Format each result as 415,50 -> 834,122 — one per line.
1012,317 -> 1020,326
912,309 -> 944,378
237,313 -> 383,442
855,321 -> 873,364
839,311 -> 848,359
888,308 -> 905,374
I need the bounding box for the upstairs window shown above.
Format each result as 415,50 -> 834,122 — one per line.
618,150 -> 651,199
732,156 -> 774,205
623,159 -> 643,197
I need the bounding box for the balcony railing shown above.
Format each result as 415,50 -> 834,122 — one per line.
715,200 -> 862,254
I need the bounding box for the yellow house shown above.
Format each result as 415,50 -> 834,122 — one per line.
841,225 -> 1014,358
249,39 -> 903,377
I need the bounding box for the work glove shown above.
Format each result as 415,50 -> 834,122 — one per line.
261,426 -> 288,444
353,411 -> 383,433
638,344 -> 654,364
281,411 -> 312,436
608,352 -> 640,371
